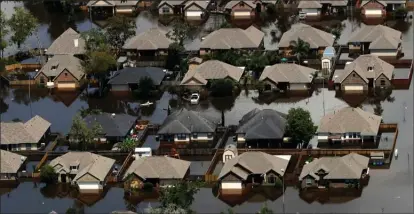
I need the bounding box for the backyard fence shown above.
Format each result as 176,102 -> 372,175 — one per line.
5,63 -> 41,72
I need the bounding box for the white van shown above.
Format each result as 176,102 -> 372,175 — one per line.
133,147 -> 152,159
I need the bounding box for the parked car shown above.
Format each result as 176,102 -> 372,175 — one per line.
190,93 -> 200,105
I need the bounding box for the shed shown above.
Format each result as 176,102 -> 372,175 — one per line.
223,144 -> 238,163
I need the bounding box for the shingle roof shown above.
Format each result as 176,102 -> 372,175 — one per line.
179,69 -> 208,86
299,153 -> 369,180
1,115 -> 51,145
35,55 -> 85,81
319,0 -> 348,6
158,0 -> 186,7
184,0 -> 210,10
278,23 -> 335,49
218,152 -> 290,180
181,60 -> 244,85
200,26 -> 264,49
260,64 -> 316,84
348,25 -> 402,50
123,156 -> 191,180
318,107 -> 382,135
334,55 -> 394,83
123,28 -> 173,50
108,67 -> 166,86
361,0 -> 387,7
224,0 -> 256,9
298,0 -> 322,8
87,0 -> 139,6
236,108 -> 287,140
84,113 -> 138,137
47,28 -> 86,55
49,152 -> 115,182
0,150 -> 27,174
158,108 -> 219,134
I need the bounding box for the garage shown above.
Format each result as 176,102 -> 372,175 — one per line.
116,8 -> 134,13
344,85 -> 364,91
111,84 -> 130,92
57,82 -> 76,89
77,182 -> 101,190
364,9 -> 383,17
221,181 -> 243,189
289,83 -> 308,90
185,11 -> 203,20
233,11 -> 251,19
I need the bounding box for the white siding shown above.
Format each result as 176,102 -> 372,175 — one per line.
221,181 -> 243,189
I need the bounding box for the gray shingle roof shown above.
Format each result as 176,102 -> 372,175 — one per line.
225,0 -> 256,9
298,0 -> 322,8
334,55 -> 394,83
47,28 -> 86,55
123,156 -> 191,180
158,0 -> 186,7
348,25 -> 402,50
361,0 -> 387,7
49,152 -> 115,182
218,152 -> 290,180
35,55 -> 85,80
108,67 -> 166,86
236,108 -> 287,140
84,113 -> 138,137
1,115 -> 51,145
0,150 -> 27,174
299,153 -> 369,180
200,26 -> 264,49
184,1 -> 210,10
260,64 -> 317,84
123,28 -> 173,50
278,23 -> 335,49
158,108 -> 219,134
87,0 -> 139,6
318,107 -> 382,135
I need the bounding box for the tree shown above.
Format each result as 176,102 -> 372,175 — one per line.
158,182 -> 200,211
210,79 -> 235,97
119,138 -> 138,152
258,203 -> 273,214
167,20 -> 195,46
285,107 -> 317,148
8,7 -> 38,48
149,203 -> 187,214
289,38 -> 310,64
69,114 -> 103,150
40,165 -> 58,184
0,11 -> 8,58
246,51 -> 270,75
81,28 -> 108,52
135,76 -> 155,99
106,15 -> 136,55
166,42 -> 184,71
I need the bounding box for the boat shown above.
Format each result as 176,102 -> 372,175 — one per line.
140,101 -> 153,107
394,149 -> 398,157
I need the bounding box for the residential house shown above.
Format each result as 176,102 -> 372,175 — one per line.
200,26 -> 264,55
49,152 -> 116,192
1,115 -> 51,151
46,28 -> 86,57
224,0 -> 277,20
347,25 -> 402,58
83,113 -> 138,143
123,156 -> 191,190
158,0 -> 185,16
183,1 -> 210,21
235,108 -> 287,148
333,55 -> 394,92
218,151 -> 290,194
298,0 -> 322,19
299,153 -> 369,189
157,108 -> 220,148
180,60 -> 245,90
0,150 -> 27,181
87,0 -> 139,15
34,55 -> 85,89
188,57 -> 203,71
108,67 -> 166,92
317,107 -> 382,146
259,63 -> 317,91
360,0 -> 406,18
137,0 -> 153,10
278,23 -> 335,57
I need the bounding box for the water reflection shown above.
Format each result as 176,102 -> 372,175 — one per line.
299,189 -> 362,204
213,185 -> 283,207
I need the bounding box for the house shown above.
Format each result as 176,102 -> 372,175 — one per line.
137,0 -> 153,10
180,60 -> 245,90
218,151 -> 290,194
224,0 -> 277,20
34,55 -> 85,89
347,25 -> 402,58
188,57 -> 203,71
223,143 -> 238,163
360,0 -> 406,18
299,153 -> 369,189
259,64 -> 317,91
46,28 -> 86,57
317,107 -> 382,145
158,0 -> 185,16
278,23 -> 335,57
183,1 -> 210,21
298,0 -> 322,19
235,108 -> 287,148
108,67 -> 166,92
83,113 -> 138,143
1,115 -> 51,151
333,55 -> 394,92
200,26 -> 264,55
49,152 -> 116,192
157,108 -> 220,148
0,150 -> 27,181
123,156 -> 191,190
87,0 -> 139,15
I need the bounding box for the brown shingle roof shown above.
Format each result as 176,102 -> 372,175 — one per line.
278,23 -> 334,49
1,115 -> 51,145
260,64 -> 317,83
348,25 -> 402,50
123,28 -> 173,50
35,55 -> 85,81
47,28 -> 86,55
298,0 -> 322,8
200,26 -> 264,50
0,150 -> 27,174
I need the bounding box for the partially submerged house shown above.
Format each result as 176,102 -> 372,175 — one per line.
347,25 -> 402,58
259,64 -> 317,91
108,67 -> 166,92
224,0 -> 276,20
46,28 -> 86,57
49,152 -> 116,192
34,55 -> 85,89
333,55 -> 394,92
158,0 -> 210,20
83,113 -> 138,143
298,0 -> 348,19
317,107 -> 382,145
157,108 -> 220,148
123,156 -> 191,190
360,0 -> 406,18
278,24 -> 335,57
299,153 -> 369,189
87,0 -> 139,16
235,109 -> 287,148
1,115 -> 51,151
180,60 -> 244,90
200,26 -> 264,55
158,0 -> 185,16
0,150 -> 27,181
218,152 -> 290,193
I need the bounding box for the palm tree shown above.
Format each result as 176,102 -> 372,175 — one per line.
289,38 -> 310,64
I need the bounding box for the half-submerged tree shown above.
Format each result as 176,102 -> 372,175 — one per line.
0,11 -> 8,58
119,138 -> 138,152
289,38 -> 310,64
40,165 -> 58,184
69,114 -> 103,150
106,15 -> 136,55
285,107 -> 317,148
210,79 -> 236,97
134,76 -> 156,99
167,20 -> 195,46
8,7 -> 38,48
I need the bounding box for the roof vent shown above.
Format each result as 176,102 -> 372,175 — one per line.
368,66 -> 373,72
111,113 -> 116,117
74,39 -> 79,47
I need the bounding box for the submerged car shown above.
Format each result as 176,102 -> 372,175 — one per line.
190,93 -> 200,105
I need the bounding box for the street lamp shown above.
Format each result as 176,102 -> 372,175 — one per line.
281,168 -> 285,214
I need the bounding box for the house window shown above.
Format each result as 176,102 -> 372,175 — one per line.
268,175 -> 276,183
64,73 -> 68,77
192,133 -> 198,139
177,134 -> 187,140
162,7 -> 170,13
40,76 -> 45,84
352,73 -> 356,77
70,165 -> 78,170
225,155 -> 232,161
306,178 -> 313,186
380,79 -> 386,86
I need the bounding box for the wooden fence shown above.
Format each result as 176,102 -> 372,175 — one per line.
5,63 -> 41,72
8,80 -> 36,86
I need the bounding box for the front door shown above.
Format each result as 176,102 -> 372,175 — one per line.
61,174 -> 67,183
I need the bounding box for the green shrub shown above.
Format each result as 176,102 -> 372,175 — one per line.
40,165 -> 58,184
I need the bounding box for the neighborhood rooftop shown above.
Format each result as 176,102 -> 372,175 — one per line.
260,64 -> 317,84
84,113 -> 137,137
123,28 -> 173,50
47,28 -> 86,55
184,1 -> 210,10
87,0 -> 139,6
35,55 -> 85,80
348,25 -> 402,50
1,115 -> 51,145
298,0 -> 322,9
200,26 -> 264,49
0,150 -> 27,174
278,23 -> 335,49
108,67 -> 166,86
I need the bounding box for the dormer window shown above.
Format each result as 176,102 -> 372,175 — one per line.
70,161 -> 80,170
368,66 -> 373,72
51,63 -> 59,70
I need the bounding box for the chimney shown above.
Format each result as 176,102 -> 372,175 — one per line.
74,39 -> 79,47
